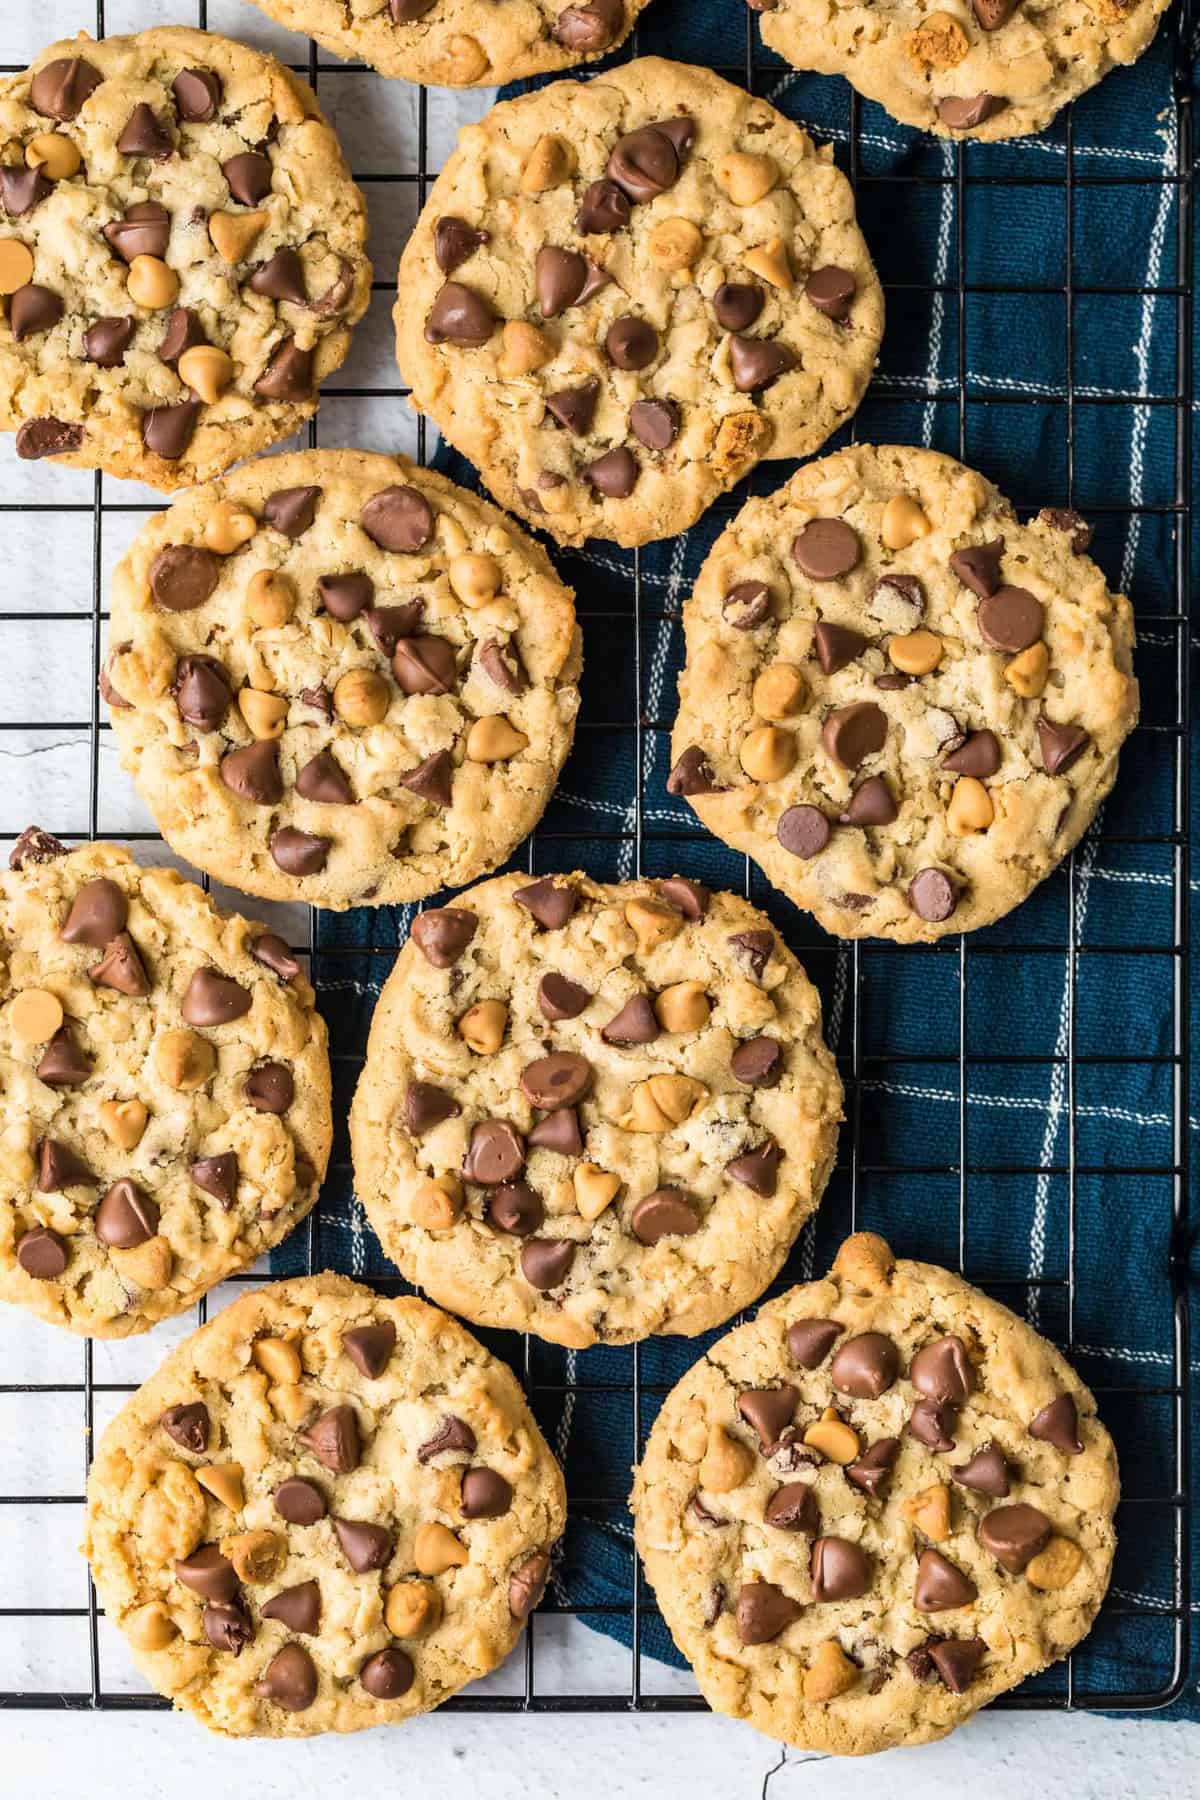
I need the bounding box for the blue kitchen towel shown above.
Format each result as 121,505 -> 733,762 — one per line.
276,6 -> 1200,1720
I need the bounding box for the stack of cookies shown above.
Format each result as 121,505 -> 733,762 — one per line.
0,8 -> 1152,1755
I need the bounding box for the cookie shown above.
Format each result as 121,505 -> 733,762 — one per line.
633,1231 -> 1118,1756
350,872 -> 843,1348
241,0 -> 649,88
84,1272 -> 566,1737
754,0 -> 1172,141
104,450 -> 581,911
670,444 -> 1137,942
394,59 -> 883,549
0,28 -> 370,489
0,835 -> 331,1338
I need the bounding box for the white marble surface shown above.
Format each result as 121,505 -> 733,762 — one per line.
0,1 -> 1192,1790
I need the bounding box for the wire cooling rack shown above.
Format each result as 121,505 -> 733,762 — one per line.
0,0 -> 1192,1726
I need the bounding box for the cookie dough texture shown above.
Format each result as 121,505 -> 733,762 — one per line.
351,872 -> 843,1347
0,838 -> 331,1337
84,1273 -> 566,1737
756,0 -> 1172,141
106,450 -> 581,911
633,1232 -> 1118,1755
0,28 -> 369,489
243,0 -> 650,87
671,445 -> 1137,942
395,59 -> 883,548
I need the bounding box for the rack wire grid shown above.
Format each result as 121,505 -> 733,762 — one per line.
0,0 -> 1192,1727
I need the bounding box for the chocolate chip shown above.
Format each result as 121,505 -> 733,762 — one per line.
31,57 -> 102,122
202,1600 -> 252,1655
0,168 -> 50,216
35,1137 -> 91,1193
794,519 -> 861,582
142,398 -> 201,461
950,539 -> 1004,597
434,215 -> 487,274
666,746 -> 720,796
252,933 -> 300,984
952,1443 -> 1012,1496
811,1534 -> 871,1601
223,151 -> 272,205
333,1517 -> 393,1573
656,877 -> 708,919
255,1643 -> 318,1712
972,0 -> 1020,22
735,1580 -> 800,1645
10,827 -> 67,869
629,1188 -> 699,1244
777,805 -> 830,860
553,0 -> 623,49
296,751 -> 354,806
360,1648 -> 414,1699
89,933 -> 150,996
362,485 -> 434,554
190,1152 -> 239,1208
16,1228 -> 67,1279
601,995 -> 658,1046
730,1036 -> 782,1087
36,1027 -> 90,1087
577,179 -> 630,235
116,105 -> 172,163
366,602 -> 422,653
924,1637 -> 985,1692
405,1081 -> 460,1135
1029,1392 -> 1085,1455
831,1332 -> 899,1399
173,656 -> 231,732
161,1402 -> 209,1452
713,283 -> 764,332
607,118 -> 693,202
464,1120 -> 525,1185
737,1386 -> 798,1447
264,485 -> 321,539
94,1178 -> 158,1249
764,1481 -> 819,1533
490,1182 -> 544,1236
519,1236 -> 575,1289
514,877 -> 578,930
910,1335 -> 976,1405
274,1478 -> 326,1525
726,1140 -> 780,1196
908,867 -> 958,923
914,1550 -> 978,1613
977,1502 -> 1052,1572
219,741 -> 281,806
538,973 -> 591,1021
693,1498 -> 728,1532
630,398 -> 680,450
509,1551 -> 550,1619
342,1321 -> 396,1379
83,316 -> 135,367
937,93 -> 1006,130
846,1438 -> 900,1499
269,829 -> 329,877
840,776 -> 897,828
1038,506 -> 1092,552
545,381 -> 599,435
943,730 -> 1001,778
157,305 -> 205,366
583,447 -> 639,499
300,1405 -> 360,1474
908,1398 -> 958,1452
727,929 -> 774,977
175,1545 -> 238,1602
425,280 -> 496,346
151,546 -> 219,615
10,284 -> 63,340
729,336 -> 795,393
535,246 -> 606,317
480,639 -> 528,696
246,245 -> 307,305
261,1581 -> 320,1635
254,337 -> 314,401
173,68 -> 221,123
99,656 -> 130,710
60,877 -> 127,947
15,416 -> 82,460
722,580 -> 772,630
400,750 -> 452,808
978,584 -> 1044,653
181,967 -> 251,1028
1037,717 -> 1090,777
417,1415 -> 477,1464
521,1051 -> 591,1109
392,635 -> 456,697
528,1107 -> 583,1155
606,315 -> 658,370
411,907 -> 476,967
804,265 -> 857,321
787,1318 -> 843,1368
245,1061 -> 295,1113
461,1467 -> 513,1518
822,702 -> 887,771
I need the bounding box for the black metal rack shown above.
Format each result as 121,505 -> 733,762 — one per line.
0,0 -> 1191,1726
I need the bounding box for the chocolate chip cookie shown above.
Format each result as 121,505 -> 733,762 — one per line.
753,0 -> 1172,140
242,0 -> 649,87
0,28 -> 369,489
670,444 -> 1137,942
0,835 -> 330,1337
350,872 -> 843,1347
84,1272 -> 566,1736
394,59 -> 883,549
104,450 -> 581,910
633,1231 -> 1118,1755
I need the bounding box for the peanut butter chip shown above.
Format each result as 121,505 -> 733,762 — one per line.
10,988 -> 64,1042
0,241 -> 35,296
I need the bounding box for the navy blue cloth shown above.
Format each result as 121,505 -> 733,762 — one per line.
276,7 -> 1200,1720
